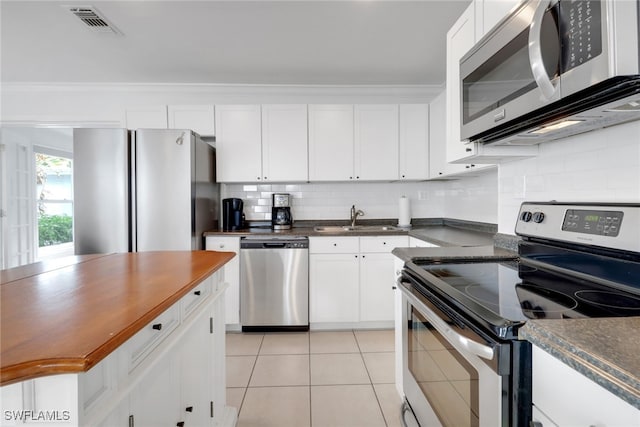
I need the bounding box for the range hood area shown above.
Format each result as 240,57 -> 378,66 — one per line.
477,77 -> 640,146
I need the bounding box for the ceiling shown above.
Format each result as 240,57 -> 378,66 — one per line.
0,0 -> 470,86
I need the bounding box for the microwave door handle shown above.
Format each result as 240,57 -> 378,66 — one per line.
528,0 -> 557,100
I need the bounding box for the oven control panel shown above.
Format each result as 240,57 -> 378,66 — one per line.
561,209 -> 623,236
515,202 -> 639,252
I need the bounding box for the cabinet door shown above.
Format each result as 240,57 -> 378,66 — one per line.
354,104 -> 399,181
477,0 -> 520,39
124,105 -> 168,129
130,352 -> 180,427
429,91 -> 467,178
215,105 -> 262,182
309,253 -> 359,323
206,236 -> 240,325
446,3 -> 478,163
399,104 -> 429,180
261,104 -> 308,182
168,105 -> 215,137
532,346 -> 640,426
308,105 -> 354,181
360,252 -> 396,322
179,308 -> 212,426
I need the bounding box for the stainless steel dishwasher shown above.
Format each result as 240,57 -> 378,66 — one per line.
240,236 -> 309,332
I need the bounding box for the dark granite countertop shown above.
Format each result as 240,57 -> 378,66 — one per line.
391,244 -> 516,263
519,318 -> 640,410
204,218 -> 499,246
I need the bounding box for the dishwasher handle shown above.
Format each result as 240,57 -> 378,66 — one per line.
262,242 -> 287,249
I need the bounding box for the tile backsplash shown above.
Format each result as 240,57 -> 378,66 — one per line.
221,170 -> 498,225
498,121 -> 640,233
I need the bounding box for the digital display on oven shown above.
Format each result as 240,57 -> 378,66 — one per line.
562,209 -> 623,236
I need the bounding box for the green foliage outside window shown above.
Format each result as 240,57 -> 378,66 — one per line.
38,214 -> 73,247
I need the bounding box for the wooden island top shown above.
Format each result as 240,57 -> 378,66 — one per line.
0,250 -> 235,386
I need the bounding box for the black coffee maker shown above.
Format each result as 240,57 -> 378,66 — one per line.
271,193 -> 292,230
222,198 -> 244,231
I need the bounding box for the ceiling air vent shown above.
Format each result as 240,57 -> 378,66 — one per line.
67,6 -> 121,34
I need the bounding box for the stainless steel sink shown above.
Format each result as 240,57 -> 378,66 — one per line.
313,225 -> 400,233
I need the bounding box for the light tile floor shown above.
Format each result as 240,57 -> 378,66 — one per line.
226,330 -> 402,427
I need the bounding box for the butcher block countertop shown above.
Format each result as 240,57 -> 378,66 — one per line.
0,251 -> 235,386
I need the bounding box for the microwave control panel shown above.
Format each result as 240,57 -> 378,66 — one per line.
560,0 -> 603,72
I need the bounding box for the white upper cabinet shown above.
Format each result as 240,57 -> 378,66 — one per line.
214,105 -> 262,182
430,91 -> 467,178
261,104 -> 308,182
124,105 -> 168,129
446,3 -> 477,164
309,104 -> 401,182
167,105 -> 215,137
308,104 -> 355,181
399,104 -> 430,180
354,104 -> 399,181
476,0 -> 521,39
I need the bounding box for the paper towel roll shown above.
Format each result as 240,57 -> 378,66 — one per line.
398,196 -> 411,227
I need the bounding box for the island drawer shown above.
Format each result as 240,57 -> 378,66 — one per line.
124,304 -> 180,372
181,276 -> 213,320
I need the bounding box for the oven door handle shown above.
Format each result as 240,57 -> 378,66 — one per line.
399,281 -> 496,362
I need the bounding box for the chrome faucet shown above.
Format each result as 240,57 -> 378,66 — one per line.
350,205 -> 365,227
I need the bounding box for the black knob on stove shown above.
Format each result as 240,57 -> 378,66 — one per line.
532,212 -> 545,223
520,211 -> 532,222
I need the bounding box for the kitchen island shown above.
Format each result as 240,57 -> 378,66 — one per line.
1,251 -> 236,426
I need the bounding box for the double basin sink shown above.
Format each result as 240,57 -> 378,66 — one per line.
313,225 -> 401,233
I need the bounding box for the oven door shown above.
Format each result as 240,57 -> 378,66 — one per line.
460,0 -> 561,141
399,280 -> 503,427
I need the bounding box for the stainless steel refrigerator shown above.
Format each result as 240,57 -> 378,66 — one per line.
72,128 -> 218,254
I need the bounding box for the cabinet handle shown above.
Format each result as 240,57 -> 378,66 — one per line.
470,164 -> 475,167
152,323 -> 162,331
465,165 -> 470,169
257,177 -> 261,180
356,176 -> 360,179
186,406 -> 194,412
333,243 -> 337,246
194,290 -> 201,296
264,176 -> 267,180
392,286 -> 397,290
466,148 -> 472,152
349,176 -> 353,180
129,415 -> 134,427
383,242 -> 386,245
438,172 -> 443,175
177,422 -> 185,427
402,174 -> 405,178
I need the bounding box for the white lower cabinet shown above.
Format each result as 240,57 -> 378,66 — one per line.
309,235 -> 408,327
0,272 -> 233,427
532,345 -> 640,426
206,236 -> 240,326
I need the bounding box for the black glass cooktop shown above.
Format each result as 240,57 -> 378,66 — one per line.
409,258 -> 640,339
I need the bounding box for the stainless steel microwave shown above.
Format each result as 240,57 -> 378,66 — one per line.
460,0 -> 640,146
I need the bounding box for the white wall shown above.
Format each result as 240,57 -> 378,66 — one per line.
222,169 -> 498,224
498,121 -> 640,234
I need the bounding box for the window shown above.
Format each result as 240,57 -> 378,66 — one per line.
35,147 -> 74,259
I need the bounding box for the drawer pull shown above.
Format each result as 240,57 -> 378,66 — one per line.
186,406 -> 194,413
194,290 -> 201,296
152,323 -> 163,331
